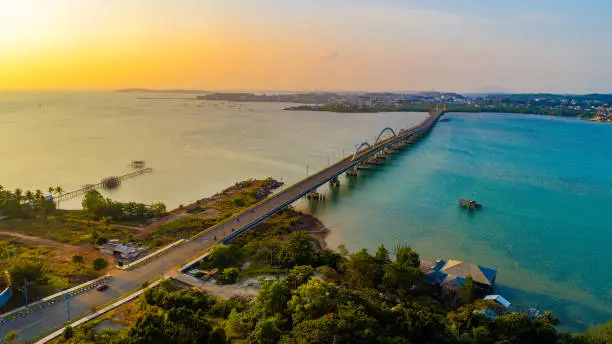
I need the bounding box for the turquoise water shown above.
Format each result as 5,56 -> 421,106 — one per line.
297,112 -> 612,331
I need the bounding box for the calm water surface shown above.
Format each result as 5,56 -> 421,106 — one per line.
296,112 -> 612,331
1,92 -> 610,331
0,91 -> 426,208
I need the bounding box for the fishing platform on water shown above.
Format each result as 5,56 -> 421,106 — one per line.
52,168 -> 153,203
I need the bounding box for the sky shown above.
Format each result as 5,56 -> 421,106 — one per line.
1,0 -> 612,93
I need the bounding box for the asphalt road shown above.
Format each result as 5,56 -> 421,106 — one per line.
0,111 -> 442,341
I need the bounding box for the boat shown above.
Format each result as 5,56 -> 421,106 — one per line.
440,118 -> 450,122
459,199 -> 482,210
130,160 -> 146,169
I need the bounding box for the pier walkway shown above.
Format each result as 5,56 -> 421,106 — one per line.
53,168 -> 152,203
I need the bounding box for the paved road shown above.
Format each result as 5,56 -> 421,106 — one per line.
0,111 -> 442,341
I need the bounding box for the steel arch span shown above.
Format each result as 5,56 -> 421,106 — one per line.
373,127 -> 397,146
352,142 -> 372,161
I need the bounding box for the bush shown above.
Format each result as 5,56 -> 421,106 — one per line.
217,267 -> 240,285
92,258 -> 109,271
95,236 -> 108,245
63,326 -> 74,340
233,197 -> 246,207
72,255 -> 85,264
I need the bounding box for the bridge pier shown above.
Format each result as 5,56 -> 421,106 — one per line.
346,168 -> 358,177
306,190 -> 326,201
329,176 -> 340,186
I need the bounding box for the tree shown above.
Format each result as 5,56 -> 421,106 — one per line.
288,278 -> 337,324
375,243 -> 391,264
82,190 -> 105,224
279,231 -> 314,267
208,244 -> 239,269
248,317 -> 281,344
9,261 -> 44,290
218,267 -> 240,285
93,258 -> 109,271
256,280 -> 291,315
343,249 -> 383,289
317,266 -> 340,284
72,255 -> 85,264
285,265 -> 314,289
395,244 -> 420,268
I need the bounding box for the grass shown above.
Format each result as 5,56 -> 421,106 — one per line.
0,211 -> 138,245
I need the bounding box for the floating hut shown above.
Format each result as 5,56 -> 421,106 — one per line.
459,199 -> 482,210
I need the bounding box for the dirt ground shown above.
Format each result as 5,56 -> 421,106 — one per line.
0,231 -> 107,264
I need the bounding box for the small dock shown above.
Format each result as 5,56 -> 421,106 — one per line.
53,168 -> 153,203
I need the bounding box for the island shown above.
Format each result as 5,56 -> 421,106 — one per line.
189,90 -> 612,120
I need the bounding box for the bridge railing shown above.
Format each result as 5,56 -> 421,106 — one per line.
190,111 -> 443,243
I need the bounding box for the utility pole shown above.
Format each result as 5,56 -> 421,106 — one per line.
306,165 -> 309,177
19,279 -> 34,307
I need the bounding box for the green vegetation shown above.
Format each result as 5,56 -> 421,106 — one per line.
0,239 -> 101,310
82,190 -> 166,223
51,238 -> 611,344
92,258 -> 109,271
0,185 -> 56,219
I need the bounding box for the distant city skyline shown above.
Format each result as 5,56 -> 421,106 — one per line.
2,0 -> 612,93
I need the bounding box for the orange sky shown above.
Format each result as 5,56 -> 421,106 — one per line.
1,0 -> 610,92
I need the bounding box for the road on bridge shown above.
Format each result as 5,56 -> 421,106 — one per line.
1,111 -> 443,341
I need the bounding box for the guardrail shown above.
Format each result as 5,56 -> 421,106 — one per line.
0,274 -> 112,326
119,239 -> 187,270
35,278 -> 166,344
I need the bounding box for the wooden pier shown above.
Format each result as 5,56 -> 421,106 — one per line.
53,168 -> 152,203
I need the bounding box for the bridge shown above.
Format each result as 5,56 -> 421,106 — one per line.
210,110 -> 444,244
1,110 -> 444,342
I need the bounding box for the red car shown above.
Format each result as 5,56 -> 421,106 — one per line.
96,284 -> 110,292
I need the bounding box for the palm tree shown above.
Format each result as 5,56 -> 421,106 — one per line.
25,191 -> 34,206
13,188 -> 23,204
48,187 -> 54,196
54,186 -> 64,209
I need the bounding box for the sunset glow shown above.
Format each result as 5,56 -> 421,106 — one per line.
2,0 -> 612,92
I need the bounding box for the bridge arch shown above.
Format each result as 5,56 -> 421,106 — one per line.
352,142 -> 372,161
373,127 -> 397,146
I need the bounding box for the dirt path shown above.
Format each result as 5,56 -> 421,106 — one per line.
0,230 -> 76,249
0,231 -> 107,263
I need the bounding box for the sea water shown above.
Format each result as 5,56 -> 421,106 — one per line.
296,112 -> 612,331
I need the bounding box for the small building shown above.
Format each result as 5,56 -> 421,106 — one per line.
100,242 -> 148,264
423,259 -> 496,292
422,258 -> 497,308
